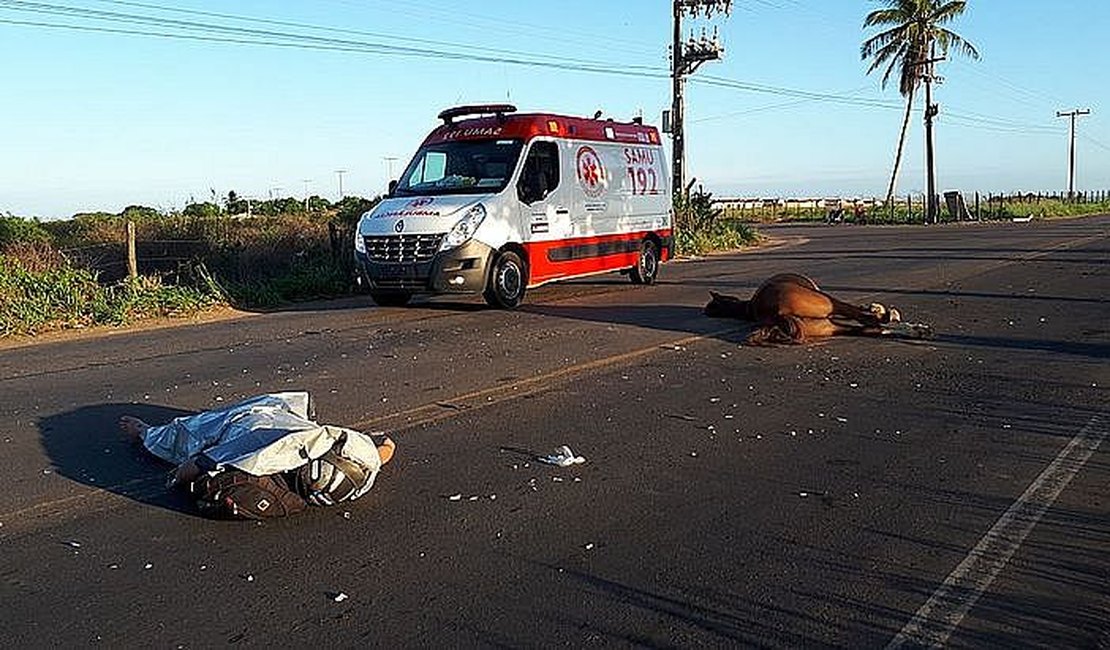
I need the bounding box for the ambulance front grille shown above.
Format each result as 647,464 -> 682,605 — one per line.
363,234 -> 445,263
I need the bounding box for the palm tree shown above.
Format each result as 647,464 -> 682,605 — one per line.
861,0 -> 979,206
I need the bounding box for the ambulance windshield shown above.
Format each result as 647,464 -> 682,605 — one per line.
393,139 -> 524,196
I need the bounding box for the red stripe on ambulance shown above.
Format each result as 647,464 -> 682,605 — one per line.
524,230 -> 673,286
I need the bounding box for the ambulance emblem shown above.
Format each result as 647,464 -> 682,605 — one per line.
576,146 -> 606,198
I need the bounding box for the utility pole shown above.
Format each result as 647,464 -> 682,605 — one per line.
670,0 -> 731,199
382,156 -> 399,183
335,170 -> 347,200
302,179 -> 312,213
921,49 -> 946,225
1056,109 -> 1091,199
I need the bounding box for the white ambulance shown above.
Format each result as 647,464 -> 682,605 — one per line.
354,104 -> 673,308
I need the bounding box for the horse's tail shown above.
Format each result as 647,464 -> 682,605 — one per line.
745,316 -> 806,346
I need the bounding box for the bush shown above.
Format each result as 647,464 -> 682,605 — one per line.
334,196 -> 381,228
0,214 -> 53,247
0,254 -> 225,337
182,201 -> 222,219
674,187 -> 760,256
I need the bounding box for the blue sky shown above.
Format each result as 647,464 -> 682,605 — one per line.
2,0 -> 1108,219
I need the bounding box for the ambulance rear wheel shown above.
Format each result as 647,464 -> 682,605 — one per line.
369,290 -> 412,307
484,251 -> 527,309
630,239 -> 659,285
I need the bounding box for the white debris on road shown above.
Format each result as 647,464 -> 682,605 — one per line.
539,445 -> 586,467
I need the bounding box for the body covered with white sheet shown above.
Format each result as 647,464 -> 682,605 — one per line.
141,392 -> 382,494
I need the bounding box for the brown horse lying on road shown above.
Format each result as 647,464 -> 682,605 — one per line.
705,273 -> 932,345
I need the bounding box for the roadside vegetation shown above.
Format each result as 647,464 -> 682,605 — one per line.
0,195 -> 374,337
2,184 -> 764,338
720,192 -> 1110,225
6,184 -> 1102,338
0,238 -> 224,337
673,186 -> 760,256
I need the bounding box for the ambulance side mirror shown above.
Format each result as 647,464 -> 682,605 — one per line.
387,180 -> 398,196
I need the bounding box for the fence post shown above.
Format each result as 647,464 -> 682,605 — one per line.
126,220 -> 138,280
328,221 -> 340,261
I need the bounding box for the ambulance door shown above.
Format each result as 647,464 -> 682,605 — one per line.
517,139 -> 571,243
568,141 -> 618,239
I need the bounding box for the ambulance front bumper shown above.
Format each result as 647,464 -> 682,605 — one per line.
355,239 -> 494,294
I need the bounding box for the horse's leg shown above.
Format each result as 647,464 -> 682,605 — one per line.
825,296 -> 891,326
799,318 -> 884,339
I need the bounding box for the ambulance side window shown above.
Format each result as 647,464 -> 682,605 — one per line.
517,141 -> 560,204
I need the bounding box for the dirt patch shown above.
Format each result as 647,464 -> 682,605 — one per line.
0,305 -> 253,351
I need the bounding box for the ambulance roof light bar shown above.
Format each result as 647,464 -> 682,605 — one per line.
438,104 -> 518,125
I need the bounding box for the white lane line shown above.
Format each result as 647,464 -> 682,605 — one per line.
887,415 -> 1107,649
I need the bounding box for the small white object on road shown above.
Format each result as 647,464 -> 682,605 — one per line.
539,445 -> 585,467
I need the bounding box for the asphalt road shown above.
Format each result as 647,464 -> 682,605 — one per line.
1,217 -> 1108,648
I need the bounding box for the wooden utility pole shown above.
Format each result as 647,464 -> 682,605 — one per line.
921,49 -> 945,225
670,0 -> 731,199
1056,109 -> 1091,199
335,169 -> 348,200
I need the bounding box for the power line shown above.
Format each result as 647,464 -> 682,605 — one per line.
692,74 -> 904,110
84,0 -> 642,70
691,84 -> 876,123
0,0 -> 670,75
0,2 -> 1079,145
1079,133 -> 1110,153
949,58 -> 1067,112
322,0 -> 661,56
0,15 -> 670,79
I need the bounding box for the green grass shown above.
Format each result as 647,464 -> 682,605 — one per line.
674,188 -> 763,256
18,187 -> 1105,337
722,196 -> 1110,224
675,219 -> 761,257
0,254 -> 225,337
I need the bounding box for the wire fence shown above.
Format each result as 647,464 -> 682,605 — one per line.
58,220 -> 356,285
718,190 -> 1110,224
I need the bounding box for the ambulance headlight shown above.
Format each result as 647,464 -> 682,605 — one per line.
354,228 -> 366,254
440,204 -> 486,251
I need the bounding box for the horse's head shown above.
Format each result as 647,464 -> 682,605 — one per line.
704,291 -> 752,320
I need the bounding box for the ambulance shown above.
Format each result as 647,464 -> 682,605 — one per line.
353,104 -> 673,308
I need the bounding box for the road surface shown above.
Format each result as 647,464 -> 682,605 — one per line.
1,217 -> 1107,648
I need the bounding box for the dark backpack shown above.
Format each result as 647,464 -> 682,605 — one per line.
192,469 -> 306,520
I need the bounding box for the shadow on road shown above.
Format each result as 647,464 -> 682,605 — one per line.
521,303 -> 752,342
38,402 -> 198,515
930,333 -> 1110,360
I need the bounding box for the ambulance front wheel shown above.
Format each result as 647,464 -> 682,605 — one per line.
630,239 -> 659,285
369,290 -> 412,307
484,250 -> 527,309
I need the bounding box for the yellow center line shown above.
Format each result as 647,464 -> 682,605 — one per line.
351,325 -> 746,434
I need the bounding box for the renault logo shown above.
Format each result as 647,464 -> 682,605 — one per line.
394,219 -> 404,233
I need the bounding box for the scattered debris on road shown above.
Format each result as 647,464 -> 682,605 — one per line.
539,445 -> 585,467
